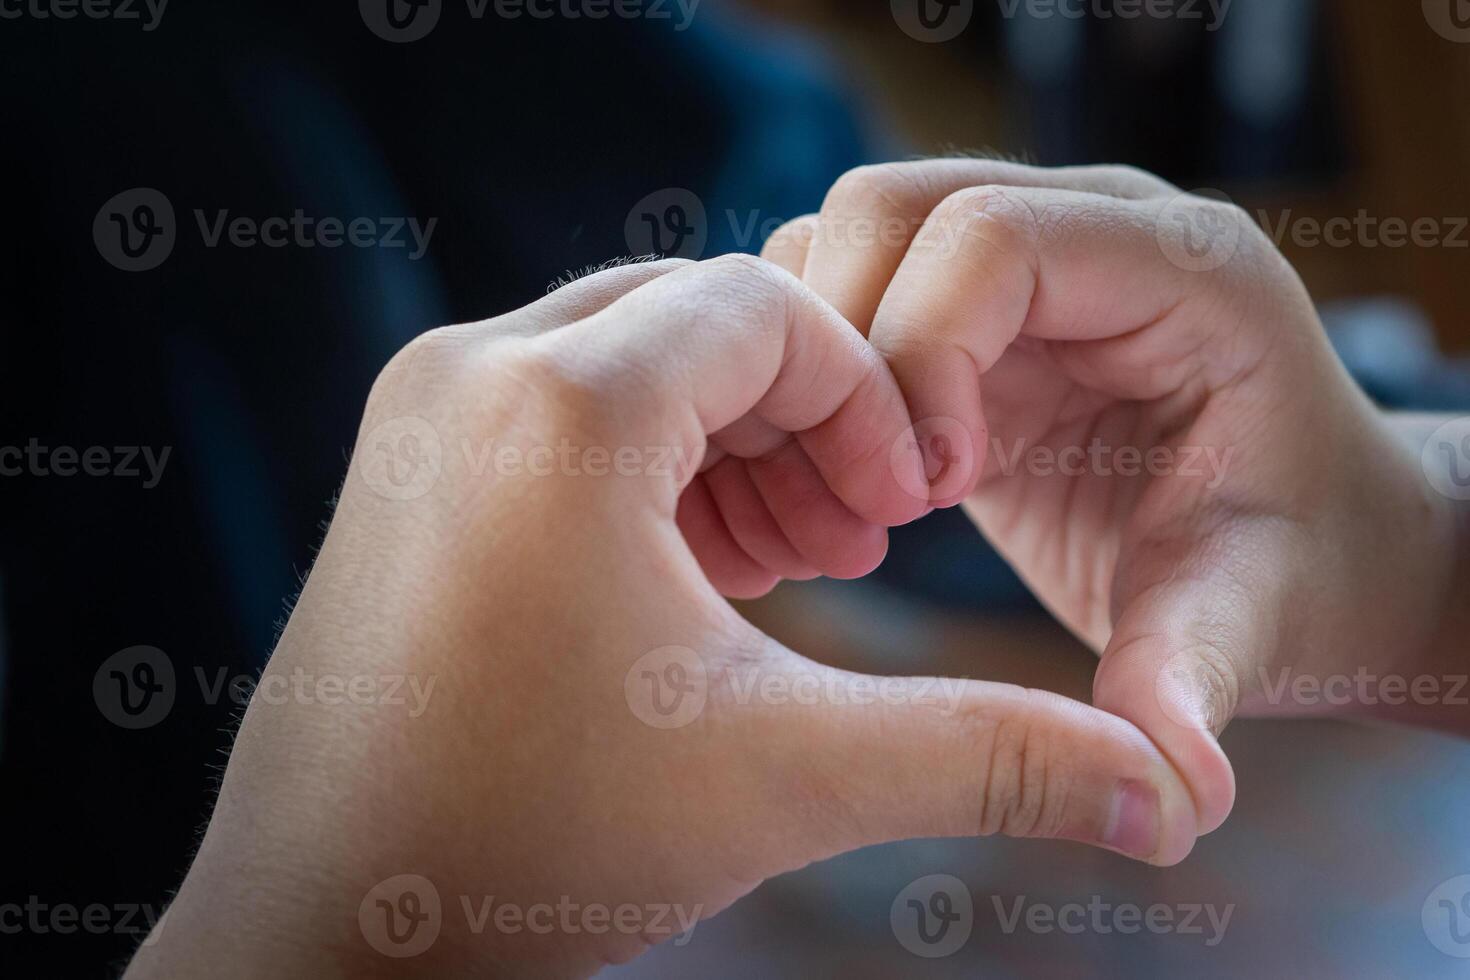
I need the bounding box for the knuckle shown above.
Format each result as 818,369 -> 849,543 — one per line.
688,253 -> 800,323
367,325 -> 477,411
638,256 -> 697,275
378,328 -> 621,442
933,183 -> 1038,230
702,250 -> 788,286
761,214 -> 818,255
824,162 -> 930,217
924,184 -> 1042,269
1093,163 -> 1177,197
497,337 -> 627,439
1190,198 -> 1296,287
1190,197 -> 1252,238
967,690 -> 1071,840
607,255 -> 697,285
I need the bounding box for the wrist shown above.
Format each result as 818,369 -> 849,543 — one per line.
1334,413 -> 1470,729
1236,410 -> 1470,727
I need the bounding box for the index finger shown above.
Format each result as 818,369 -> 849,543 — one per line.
538,254 -> 930,529
799,160 -> 1177,334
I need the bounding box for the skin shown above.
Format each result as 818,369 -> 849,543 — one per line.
758,159 -> 1470,837
125,163 -> 1470,977
126,253 -> 1200,979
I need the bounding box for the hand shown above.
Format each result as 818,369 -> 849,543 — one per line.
126,255 -> 1200,979
765,160 -> 1470,837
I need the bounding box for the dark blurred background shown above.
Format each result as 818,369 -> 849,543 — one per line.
2,1 -> 1469,976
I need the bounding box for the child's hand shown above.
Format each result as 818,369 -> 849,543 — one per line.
128,256 -> 1200,979
767,160 -> 1470,838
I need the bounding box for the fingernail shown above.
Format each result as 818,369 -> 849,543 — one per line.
1102,779 -> 1160,860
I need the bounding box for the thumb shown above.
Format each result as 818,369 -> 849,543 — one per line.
787,667 -> 1201,867
1090,538 -> 1292,836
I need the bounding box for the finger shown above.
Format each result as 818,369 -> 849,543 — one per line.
705,413 -> 853,579
1090,518 -> 1298,835
803,161 -> 1177,334
383,260 -> 693,390
472,257 -> 694,339
744,439 -> 890,580
759,214 -> 819,277
867,186 -> 1269,826
675,474 -> 781,599
776,662 -> 1199,866
867,186 -> 1263,506
538,254 -> 929,528
706,399 -> 890,582
702,456 -> 821,582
